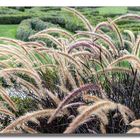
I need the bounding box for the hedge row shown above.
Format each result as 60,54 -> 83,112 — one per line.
0,7 -> 30,24
41,15 -> 84,32
16,18 -> 59,41
17,18 -> 46,41
127,7 -> 140,11
0,7 -> 22,14
2,7 -> 140,36
0,7 -> 85,33
0,14 -> 31,24
25,8 -> 85,32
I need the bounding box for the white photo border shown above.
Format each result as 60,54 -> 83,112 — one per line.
0,0 -> 139,6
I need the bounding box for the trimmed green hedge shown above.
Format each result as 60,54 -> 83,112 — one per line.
16,19 -> 34,41
40,11 -> 85,32
0,14 -> 31,24
0,7 -> 22,14
128,7 -> 140,11
0,7 -> 84,33
0,7 -> 30,24
16,18 -> 59,41
16,18 -> 46,41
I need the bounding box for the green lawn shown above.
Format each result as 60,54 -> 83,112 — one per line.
96,7 -> 128,15
0,25 -> 18,38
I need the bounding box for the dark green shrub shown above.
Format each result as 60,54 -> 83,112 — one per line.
31,18 -> 47,31
128,7 -> 140,11
41,15 -> 66,28
16,18 -> 59,41
15,7 -> 25,12
25,7 -> 45,17
117,19 -> 140,25
16,19 -> 34,41
0,7 -> 21,14
37,7 -> 61,12
65,19 -> 84,32
0,96 -> 37,130
0,7 -> 84,32
0,14 -> 31,24
16,18 -> 47,41
42,15 -> 84,32
103,13 -> 122,18
12,97 -> 38,117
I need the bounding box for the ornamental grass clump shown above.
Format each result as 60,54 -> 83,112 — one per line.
0,7 -> 140,134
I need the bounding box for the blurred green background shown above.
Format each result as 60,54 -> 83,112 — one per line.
0,7 -> 140,39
